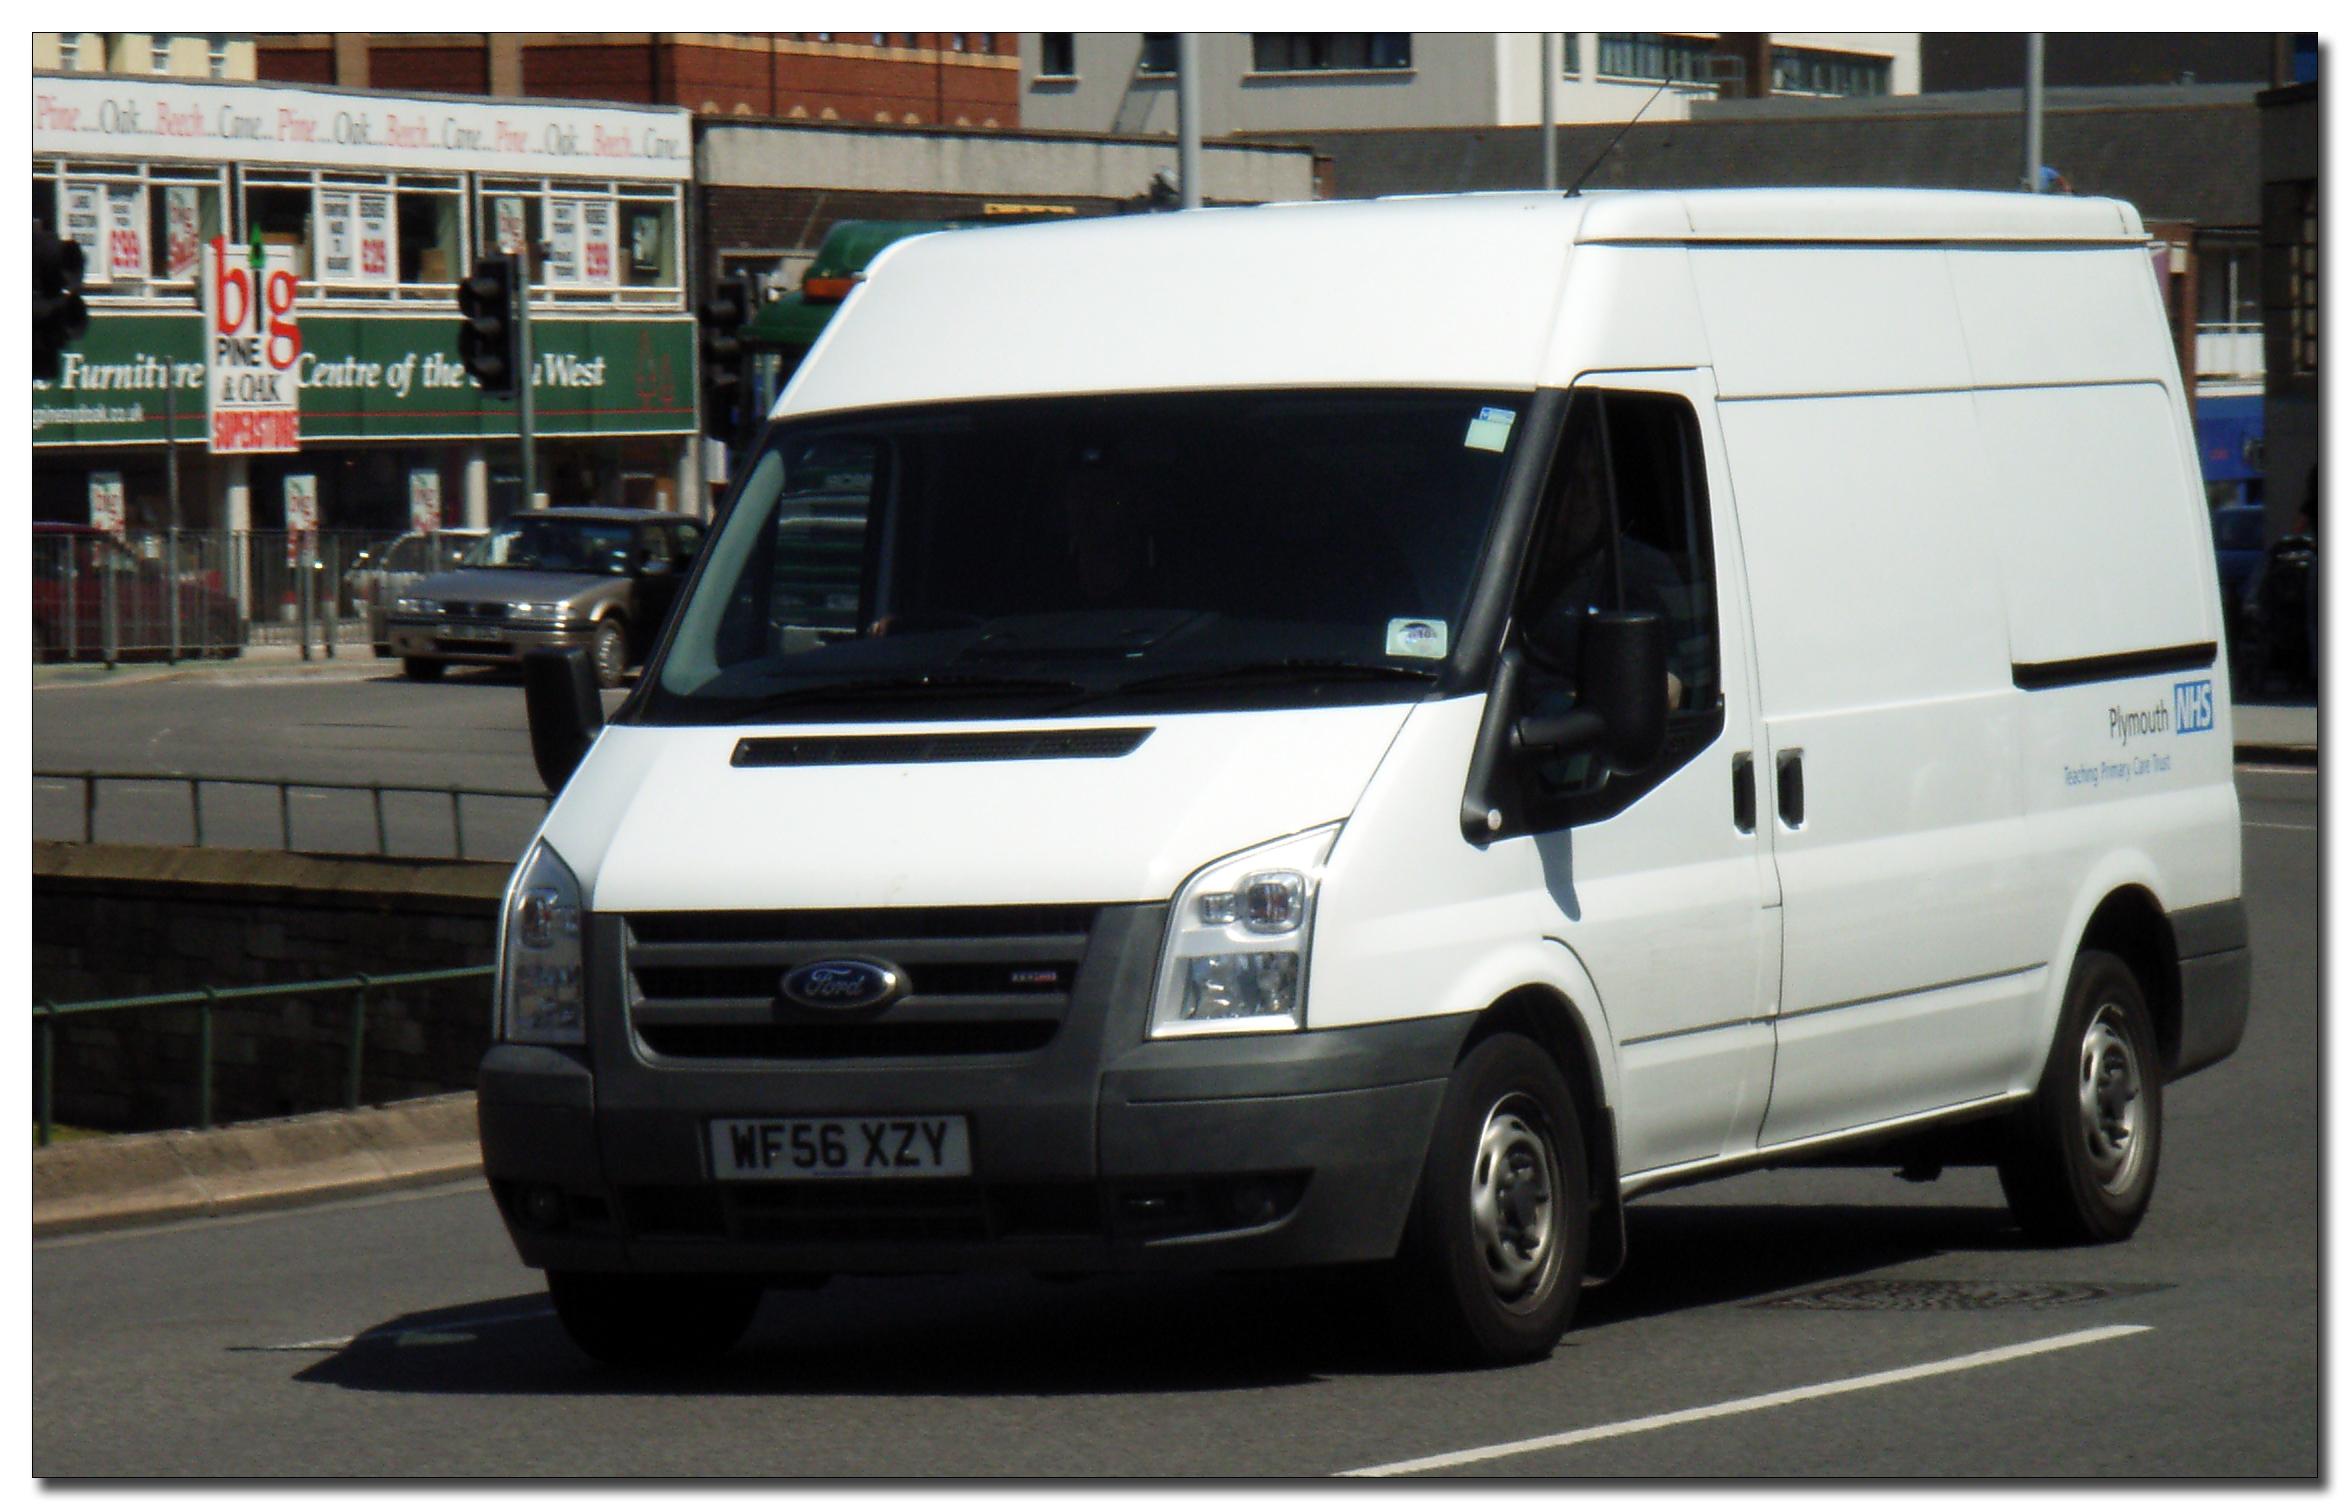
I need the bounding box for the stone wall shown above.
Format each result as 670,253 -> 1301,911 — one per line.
33,843 -> 510,1133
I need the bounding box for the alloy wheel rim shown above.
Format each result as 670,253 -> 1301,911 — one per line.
2077,1003 -> 2146,1194
1469,1097 -> 1559,1307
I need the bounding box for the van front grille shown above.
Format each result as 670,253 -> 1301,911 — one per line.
636,1020 -> 1059,1060
622,905 -> 1099,1064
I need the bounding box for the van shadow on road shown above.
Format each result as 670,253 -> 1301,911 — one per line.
291,1197 -> 2029,1399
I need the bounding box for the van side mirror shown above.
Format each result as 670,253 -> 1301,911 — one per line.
1511,609 -> 1670,775
524,647 -> 605,793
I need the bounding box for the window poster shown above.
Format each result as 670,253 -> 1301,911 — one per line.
284,474 -> 319,566
544,196 -> 580,284
629,212 -> 662,276
89,472 -> 126,535
494,196 -> 526,257
165,186 -> 203,279
64,184 -> 105,284
581,198 -> 615,286
317,189 -> 356,282
105,186 -> 145,282
358,193 -> 393,283
409,470 -> 443,534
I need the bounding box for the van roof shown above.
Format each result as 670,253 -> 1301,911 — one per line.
776,189 -> 2153,420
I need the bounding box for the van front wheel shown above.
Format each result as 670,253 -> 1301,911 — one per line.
546,1270 -> 763,1367
1998,949 -> 2163,1245
1392,1032 -> 1588,1367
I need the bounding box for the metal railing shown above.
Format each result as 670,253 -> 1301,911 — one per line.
35,964 -> 495,1145
36,770 -> 551,861
33,528 -> 404,665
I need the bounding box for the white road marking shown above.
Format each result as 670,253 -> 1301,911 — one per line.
1337,1324 -> 2152,1477
2244,821 -> 2318,832
238,1304 -> 555,1353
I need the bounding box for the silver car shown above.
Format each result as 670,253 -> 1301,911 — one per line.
352,528 -> 489,655
385,508 -> 704,688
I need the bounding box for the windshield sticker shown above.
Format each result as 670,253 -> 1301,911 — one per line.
1463,406 -> 1517,453
1387,618 -> 1449,659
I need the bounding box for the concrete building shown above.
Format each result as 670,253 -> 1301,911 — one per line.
1016,32 -> 1917,134
251,33 -> 1021,129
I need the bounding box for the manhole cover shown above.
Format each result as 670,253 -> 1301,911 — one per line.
1748,1279 -> 2172,1312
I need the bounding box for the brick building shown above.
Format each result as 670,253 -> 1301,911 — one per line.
253,33 -> 1020,129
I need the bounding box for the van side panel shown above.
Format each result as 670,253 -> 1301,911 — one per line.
1717,391 -> 2042,1143
1688,247 -> 1971,399
1539,245 -> 1712,382
1971,384 -> 2216,668
1945,247 -> 2180,389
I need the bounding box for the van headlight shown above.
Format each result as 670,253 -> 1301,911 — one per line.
1150,824 -> 1340,1038
498,841 -> 586,1045
395,597 -> 440,615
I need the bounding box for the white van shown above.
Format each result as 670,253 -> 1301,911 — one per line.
482,189 -> 2250,1368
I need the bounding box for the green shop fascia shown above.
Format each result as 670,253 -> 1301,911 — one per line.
34,310 -> 698,532
34,311 -> 695,447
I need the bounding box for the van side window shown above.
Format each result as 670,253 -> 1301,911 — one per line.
709,436 -> 877,664
1512,389 -> 1722,821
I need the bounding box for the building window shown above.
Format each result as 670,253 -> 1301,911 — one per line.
1562,34 -> 1579,75
1770,46 -> 1889,97
56,34 -> 77,70
1039,33 -> 1074,77
1138,34 -> 1177,75
1597,33 -> 1713,85
1251,33 -> 1412,72
152,35 -> 173,73
208,34 -> 230,78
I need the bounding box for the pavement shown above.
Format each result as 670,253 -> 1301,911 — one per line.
33,642 -> 393,689
32,1091 -> 481,1237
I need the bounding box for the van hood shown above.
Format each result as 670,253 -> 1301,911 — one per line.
542,704 -> 1417,914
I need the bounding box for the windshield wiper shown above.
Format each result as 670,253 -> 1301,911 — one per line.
728,672 -> 1092,721
1055,658 -> 1439,708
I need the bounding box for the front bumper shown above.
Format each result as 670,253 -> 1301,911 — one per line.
477,905 -> 1469,1275
387,616 -> 592,664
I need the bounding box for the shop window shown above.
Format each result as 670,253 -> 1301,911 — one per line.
397,189 -> 464,286
245,184 -> 314,281
35,173 -> 56,234
147,177 -> 223,283
618,197 -> 677,287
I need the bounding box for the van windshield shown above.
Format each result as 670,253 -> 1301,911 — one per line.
640,389 -> 1529,723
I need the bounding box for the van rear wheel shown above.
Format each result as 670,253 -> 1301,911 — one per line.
546,1270 -> 763,1367
1998,949 -> 2163,1245
1390,1032 -> 1587,1367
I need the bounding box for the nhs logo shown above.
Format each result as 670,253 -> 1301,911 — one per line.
2174,680 -> 2215,734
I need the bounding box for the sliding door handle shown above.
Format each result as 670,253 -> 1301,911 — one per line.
1732,751 -> 1756,833
1775,748 -> 1805,829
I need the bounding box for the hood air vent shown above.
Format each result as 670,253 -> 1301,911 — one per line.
731,728 -> 1152,767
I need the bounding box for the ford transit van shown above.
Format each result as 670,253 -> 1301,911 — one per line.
480,189 -> 2251,1368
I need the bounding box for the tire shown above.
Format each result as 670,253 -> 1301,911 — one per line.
546,1270 -> 764,1368
589,618 -> 628,690
1389,1032 -> 1588,1367
1998,950 -> 2163,1245
402,656 -> 446,682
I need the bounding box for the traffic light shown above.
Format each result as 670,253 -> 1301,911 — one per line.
699,276 -> 754,442
34,220 -> 89,382
457,257 -> 519,396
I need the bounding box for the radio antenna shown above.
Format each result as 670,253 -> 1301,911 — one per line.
1564,81 -> 1671,197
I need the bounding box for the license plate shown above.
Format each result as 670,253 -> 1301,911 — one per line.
709,1115 -> 972,1180
445,623 -> 502,641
